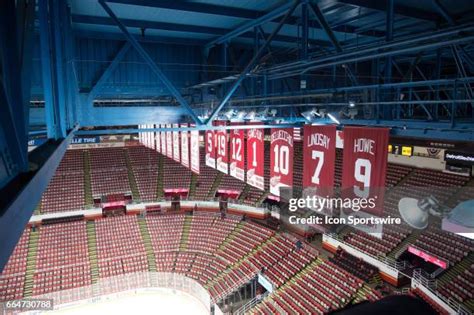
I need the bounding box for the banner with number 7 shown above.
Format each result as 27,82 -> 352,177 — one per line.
303,124 -> 337,197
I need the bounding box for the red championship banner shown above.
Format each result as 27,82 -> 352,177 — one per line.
302,125 -> 336,196
181,123 -> 189,168
205,128 -> 216,169
215,120 -> 228,174
160,124 -> 166,154
172,123 -> 180,162
155,124 -> 161,153
166,124 -> 173,158
229,124 -> 245,181
246,127 -> 264,190
190,126 -> 200,174
270,128 -> 294,196
341,126 -> 389,215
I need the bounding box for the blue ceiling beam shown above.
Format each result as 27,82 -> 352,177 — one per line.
431,0 -> 455,25
267,22 -> 474,76
51,0 -> 68,137
271,32 -> 474,79
97,0 -> 203,125
205,0 -> 301,124
87,41 -> 131,101
64,3 -> 80,127
204,1 -> 298,50
0,127 -> 77,272
38,0 -> 63,139
73,14 -> 228,36
337,0 -> 440,22
105,0 -> 262,20
215,77 -> 474,107
71,14 -> 329,47
105,0 -> 383,39
74,29 -> 207,46
308,2 -> 359,86
19,0 -> 36,137
301,1 -> 309,60
432,0 -> 474,103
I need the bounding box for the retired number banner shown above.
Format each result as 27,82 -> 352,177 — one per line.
166,124 -> 173,158
341,126 -> 389,215
181,123 -> 189,168
155,124 -> 161,153
160,124 -> 166,154
303,125 -> 336,196
229,125 -> 245,181
246,127 -> 264,190
172,124 -> 180,162
150,125 -> 155,150
270,128 -> 294,196
215,120 -> 228,174
190,127 -> 200,174
205,128 -> 216,169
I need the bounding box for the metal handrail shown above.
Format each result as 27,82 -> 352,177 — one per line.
325,233 -> 404,272
413,269 -> 472,315
234,292 -> 270,315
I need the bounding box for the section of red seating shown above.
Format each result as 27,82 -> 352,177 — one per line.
95,216 -> 148,278
32,221 -> 91,296
0,230 -> 30,301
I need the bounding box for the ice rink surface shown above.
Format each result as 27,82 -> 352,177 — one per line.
45,289 -> 210,315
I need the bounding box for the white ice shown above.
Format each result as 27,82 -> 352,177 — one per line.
43,289 -> 209,315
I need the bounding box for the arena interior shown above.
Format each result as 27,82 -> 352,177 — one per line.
1,0 -> 474,314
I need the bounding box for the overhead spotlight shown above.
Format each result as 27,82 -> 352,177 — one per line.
254,109 -> 268,121
301,110 -> 314,121
223,109 -> 236,120
301,108 -> 319,121
348,100 -> 356,108
245,111 -> 256,120
235,110 -> 246,120
268,109 -> 278,117
327,112 -> 340,124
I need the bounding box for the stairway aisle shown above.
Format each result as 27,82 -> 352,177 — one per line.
86,221 -> 99,284
23,230 -> 39,298
138,217 -> 157,272
179,215 -> 192,251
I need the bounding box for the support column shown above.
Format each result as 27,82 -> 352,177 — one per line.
0,0 -> 31,172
